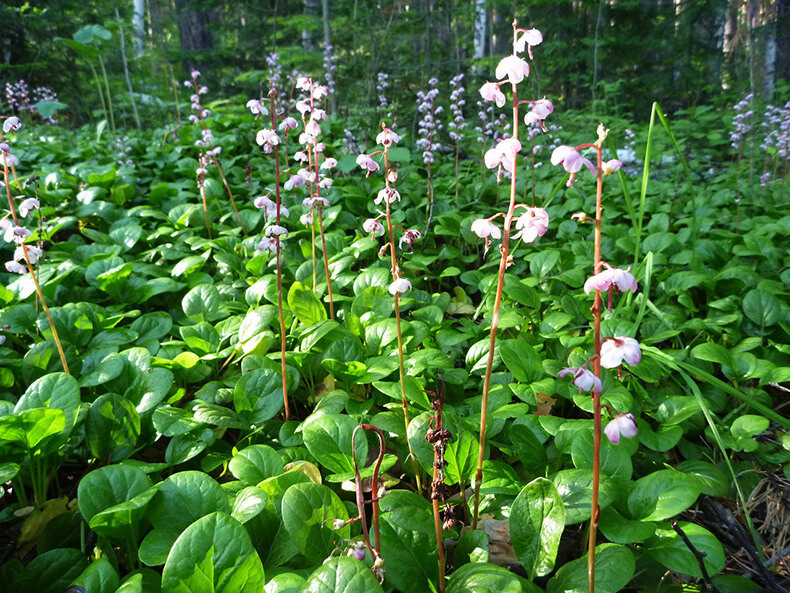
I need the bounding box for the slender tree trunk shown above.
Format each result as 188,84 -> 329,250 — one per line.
322,0 -> 337,115
113,1 -> 142,129
133,0 -> 145,57
747,0 -> 758,95
473,0 -> 487,59
763,0 -> 778,100
175,0 -> 214,73
776,0 -> 790,83
302,0 -> 319,50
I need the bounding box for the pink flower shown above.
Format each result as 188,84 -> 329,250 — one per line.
18,198 -> 39,218
495,55 -> 530,85
265,224 -> 288,237
479,82 -> 506,108
583,268 -> 638,294
551,146 -> 595,174
254,195 -> 275,210
279,117 -> 298,131
484,137 -> 522,172
375,187 -> 400,205
513,207 -> 549,243
471,219 -> 501,240
389,278 -> 412,295
321,158 -> 338,170
283,174 -> 305,191
600,337 -> 641,368
256,129 -> 280,148
363,218 -> 384,238
524,99 -> 553,127
558,366 -> 602,394
3,117 -> 22,133
257,236 -> 277,254
356,154 -> 380,175
602,159 -> 623,175
300,213 -> 313,226
515,28 -> 543,59
604,413 -> 638,445
399,229 -> 421,251
5,260 -> 26,274
246,99 -> 266,116
376,128 -> 401,147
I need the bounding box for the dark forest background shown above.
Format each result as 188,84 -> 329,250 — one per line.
1,0 -> 789,128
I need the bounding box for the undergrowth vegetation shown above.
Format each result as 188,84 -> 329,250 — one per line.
1,23 -> 790,593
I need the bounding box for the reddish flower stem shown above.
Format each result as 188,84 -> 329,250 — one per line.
472,23 -> 520,529
269,88 -> 290,421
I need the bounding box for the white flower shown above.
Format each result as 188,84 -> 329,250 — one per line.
600,337 -> 641,368
389,278 -> 412,295
604,413 -> 638,445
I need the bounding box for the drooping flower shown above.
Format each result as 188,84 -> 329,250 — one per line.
256,129 -> 280,151
524,99 -> 553,128
558,366 -> 602,394
18,198 -> 39,218
484,137 -> 522,172
376,127 -> 401,147
583,267 -> 638,294
3,117 -> 22,133
513,207 -> 549,243
515,28 -> 543,59
600,337 -> 641,368
551,145 -> 594,174
471,219 -> 502,240
602,159 -> 623,176
246,99 -> 267,116
356,153 -> 380,175
389,277 -> 412,295
604,413 -> 638,445
495,55 -> 530,85
399,229 -> 421,251
363,218 -> 385,238
374,187 -> 400,205
479,82 -> 506,108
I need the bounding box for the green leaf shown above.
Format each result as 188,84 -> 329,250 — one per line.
35,100 -> 68,119
79,352 -> 124,387
140,471 -> 229,566
228,444 -> 285,486
87,394 -> 142,463
15,371 -> 80,432
742,289 -> 782,327
70,556 -> 120,593
446,562 -> 523,593
674,460 -> 729,497
691,342 -> 736,371
281,482 -> 349,564
14,548 -> 88,593
628,469 -> 702,521
288,281 -> 327,327
510,477 -> 565,579
182,284 -> 221,322
547,543 -> 634,593
161,512 -> 265,593
233,368 -> 284,424
0,408 -> 66,450
300,557 -> 385,593
499,340 -> 543,383
78,464 -> 152,540
379,490 -> 437,592
302,414 -> 368,475
445,430 -> 478,486
645,522 -> 726,578
552,469 -> 615,525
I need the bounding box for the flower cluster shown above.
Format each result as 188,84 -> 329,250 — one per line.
321,42 -> 336,100
5,80 -> 59,124
759,100 -> 790,187
558,264 -> 641,445
448,74 -> 467,142
358,129 -> 419,296
376,72 -> 394,125
115,136 -> 134,166
416,78 -> 443,165
730,93 -> 754,151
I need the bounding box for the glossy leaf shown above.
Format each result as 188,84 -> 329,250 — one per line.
510,477 -> 565,578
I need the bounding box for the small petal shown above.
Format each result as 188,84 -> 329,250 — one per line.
389,278 -> 412,295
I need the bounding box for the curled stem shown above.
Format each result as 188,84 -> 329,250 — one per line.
352,424 -> 386,576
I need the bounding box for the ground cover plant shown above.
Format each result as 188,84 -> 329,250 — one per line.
2,14 -> 790,593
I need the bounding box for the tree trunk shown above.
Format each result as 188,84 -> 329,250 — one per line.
302,0 -> 319,51
322,0 -> 337,115
133,0 -> 145,57
473,0 -> 487,59
175,0 -> 214,73
763,0 -> 778,100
